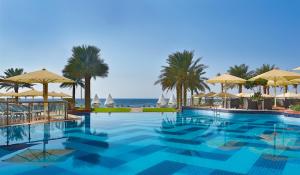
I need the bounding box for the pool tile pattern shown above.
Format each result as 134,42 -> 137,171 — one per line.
0,110 -> 300,174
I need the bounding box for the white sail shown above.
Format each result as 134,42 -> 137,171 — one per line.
104,94 -> 114,107
168,94 -> 176,108
93,94 -> 100,104
92,94 -> 100,108
157,94 -> 167,107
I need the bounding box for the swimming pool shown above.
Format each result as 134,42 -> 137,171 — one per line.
0,110 -> 299,175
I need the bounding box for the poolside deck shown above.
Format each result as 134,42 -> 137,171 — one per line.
185,106 -> 300,118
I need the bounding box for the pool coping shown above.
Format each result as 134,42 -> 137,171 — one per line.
183,107 -> 300,118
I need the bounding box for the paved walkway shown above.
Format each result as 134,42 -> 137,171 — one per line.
130,108 -> 143,112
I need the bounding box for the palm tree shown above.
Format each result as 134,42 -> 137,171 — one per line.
60,68 -> 84,105
227,64 -> 254,93
0,68 -> 32,99
186,58 -> 210,105
255,64 -> 276,94
156,50 -> 209,107
64,45 -> 109,110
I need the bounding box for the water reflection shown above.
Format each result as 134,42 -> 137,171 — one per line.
159,112 -> 300,157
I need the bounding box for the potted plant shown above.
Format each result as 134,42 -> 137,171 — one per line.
251,92 -> 264,110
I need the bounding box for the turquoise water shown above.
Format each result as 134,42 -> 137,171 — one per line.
0,110 -> 300,174
76,98 -> 158,107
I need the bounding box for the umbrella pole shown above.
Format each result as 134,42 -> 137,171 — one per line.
274,81 -> 277,107
43,83 -> 49,122
224,84 -> 227,108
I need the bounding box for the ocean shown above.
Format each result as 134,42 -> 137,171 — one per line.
75,98 -> 160,107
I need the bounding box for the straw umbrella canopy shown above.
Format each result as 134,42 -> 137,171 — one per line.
236,92 -> 251,98
205,92 -> 216,98
48,91 -> 71,98
3,91 -> 20,97
18,89 -> 43,97
207,74 -> 246,108
4,69 -> 74,119
276,92 -> 300,99
249,69 -> 300,106
192,92 -> 206,98
213,92 -> 238,98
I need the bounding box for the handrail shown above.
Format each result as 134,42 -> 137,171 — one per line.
0,100 -> 69,126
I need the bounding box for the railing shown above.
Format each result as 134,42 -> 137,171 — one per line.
0,101 -> 68,126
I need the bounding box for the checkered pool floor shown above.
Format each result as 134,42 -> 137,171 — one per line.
0,110 -> 300,175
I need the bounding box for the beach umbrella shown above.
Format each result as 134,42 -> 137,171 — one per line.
168,94 -> 177,108
104,94 -> 114,107
92,94 -> 100,108
57,92 -> 72,98
236,92 -> 251,98
205,92 -> 216,98
18,89 -> 43,97
192,92 -> 206,98
293,67 -> 300,71
207,74 -> 246,108
157,94 -> 167,107
3,91 -> 20,97
213,92 -> 238,98
4,69 -> 74,120
249,69 -> 300,107
276,92 -> 300,99
48,91 -> 71,98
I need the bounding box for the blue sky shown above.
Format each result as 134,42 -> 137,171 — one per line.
0,0 -> 299,98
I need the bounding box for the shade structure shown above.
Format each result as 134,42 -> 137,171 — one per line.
294,67 -> 300,71
92,94 -> 100,108
236,92 -> 251,98
236,92 -> 273,98
276,92 -> 300,98
4,69 -> 74,120
168,94 -> 176,108
57,92 -> 72,98
207,74 -> 246,108
192,92 -> 206,98
213,92 -> 238,98
18,89 -> 43,97
207,74 -> 246,84
249,69 -> 300,107
205,92 -> 216,97
48,91 -> 71,98
104,94 -> 114,107
157,94 -> 167,107
267,79 -> 300,86
3,91 -> 19,97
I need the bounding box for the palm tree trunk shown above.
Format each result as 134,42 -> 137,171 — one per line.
178,84 -> 182,108
183,84 -> 187,106
190,90 -> 194,106
176,86 -> 180,108
284,85 -> 288,93
14,86 -> 19,102
238,84 -> 242,93
84,76 -> 91,110
263,86 -> 267,94
221,83 -> 224,93
72,84 -> 76,107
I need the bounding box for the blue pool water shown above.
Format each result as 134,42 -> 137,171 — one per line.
0,110 -> 300,175
75,98 -> 158,107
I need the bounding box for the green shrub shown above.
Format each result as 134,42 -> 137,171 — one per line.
93,108 -> 131,113
291,105 -> 300,111
142,108 -> 177,112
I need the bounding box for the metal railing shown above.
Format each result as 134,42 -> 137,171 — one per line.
0,100 -> 68,126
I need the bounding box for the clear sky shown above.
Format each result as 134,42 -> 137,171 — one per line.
0,0 -> 299,98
